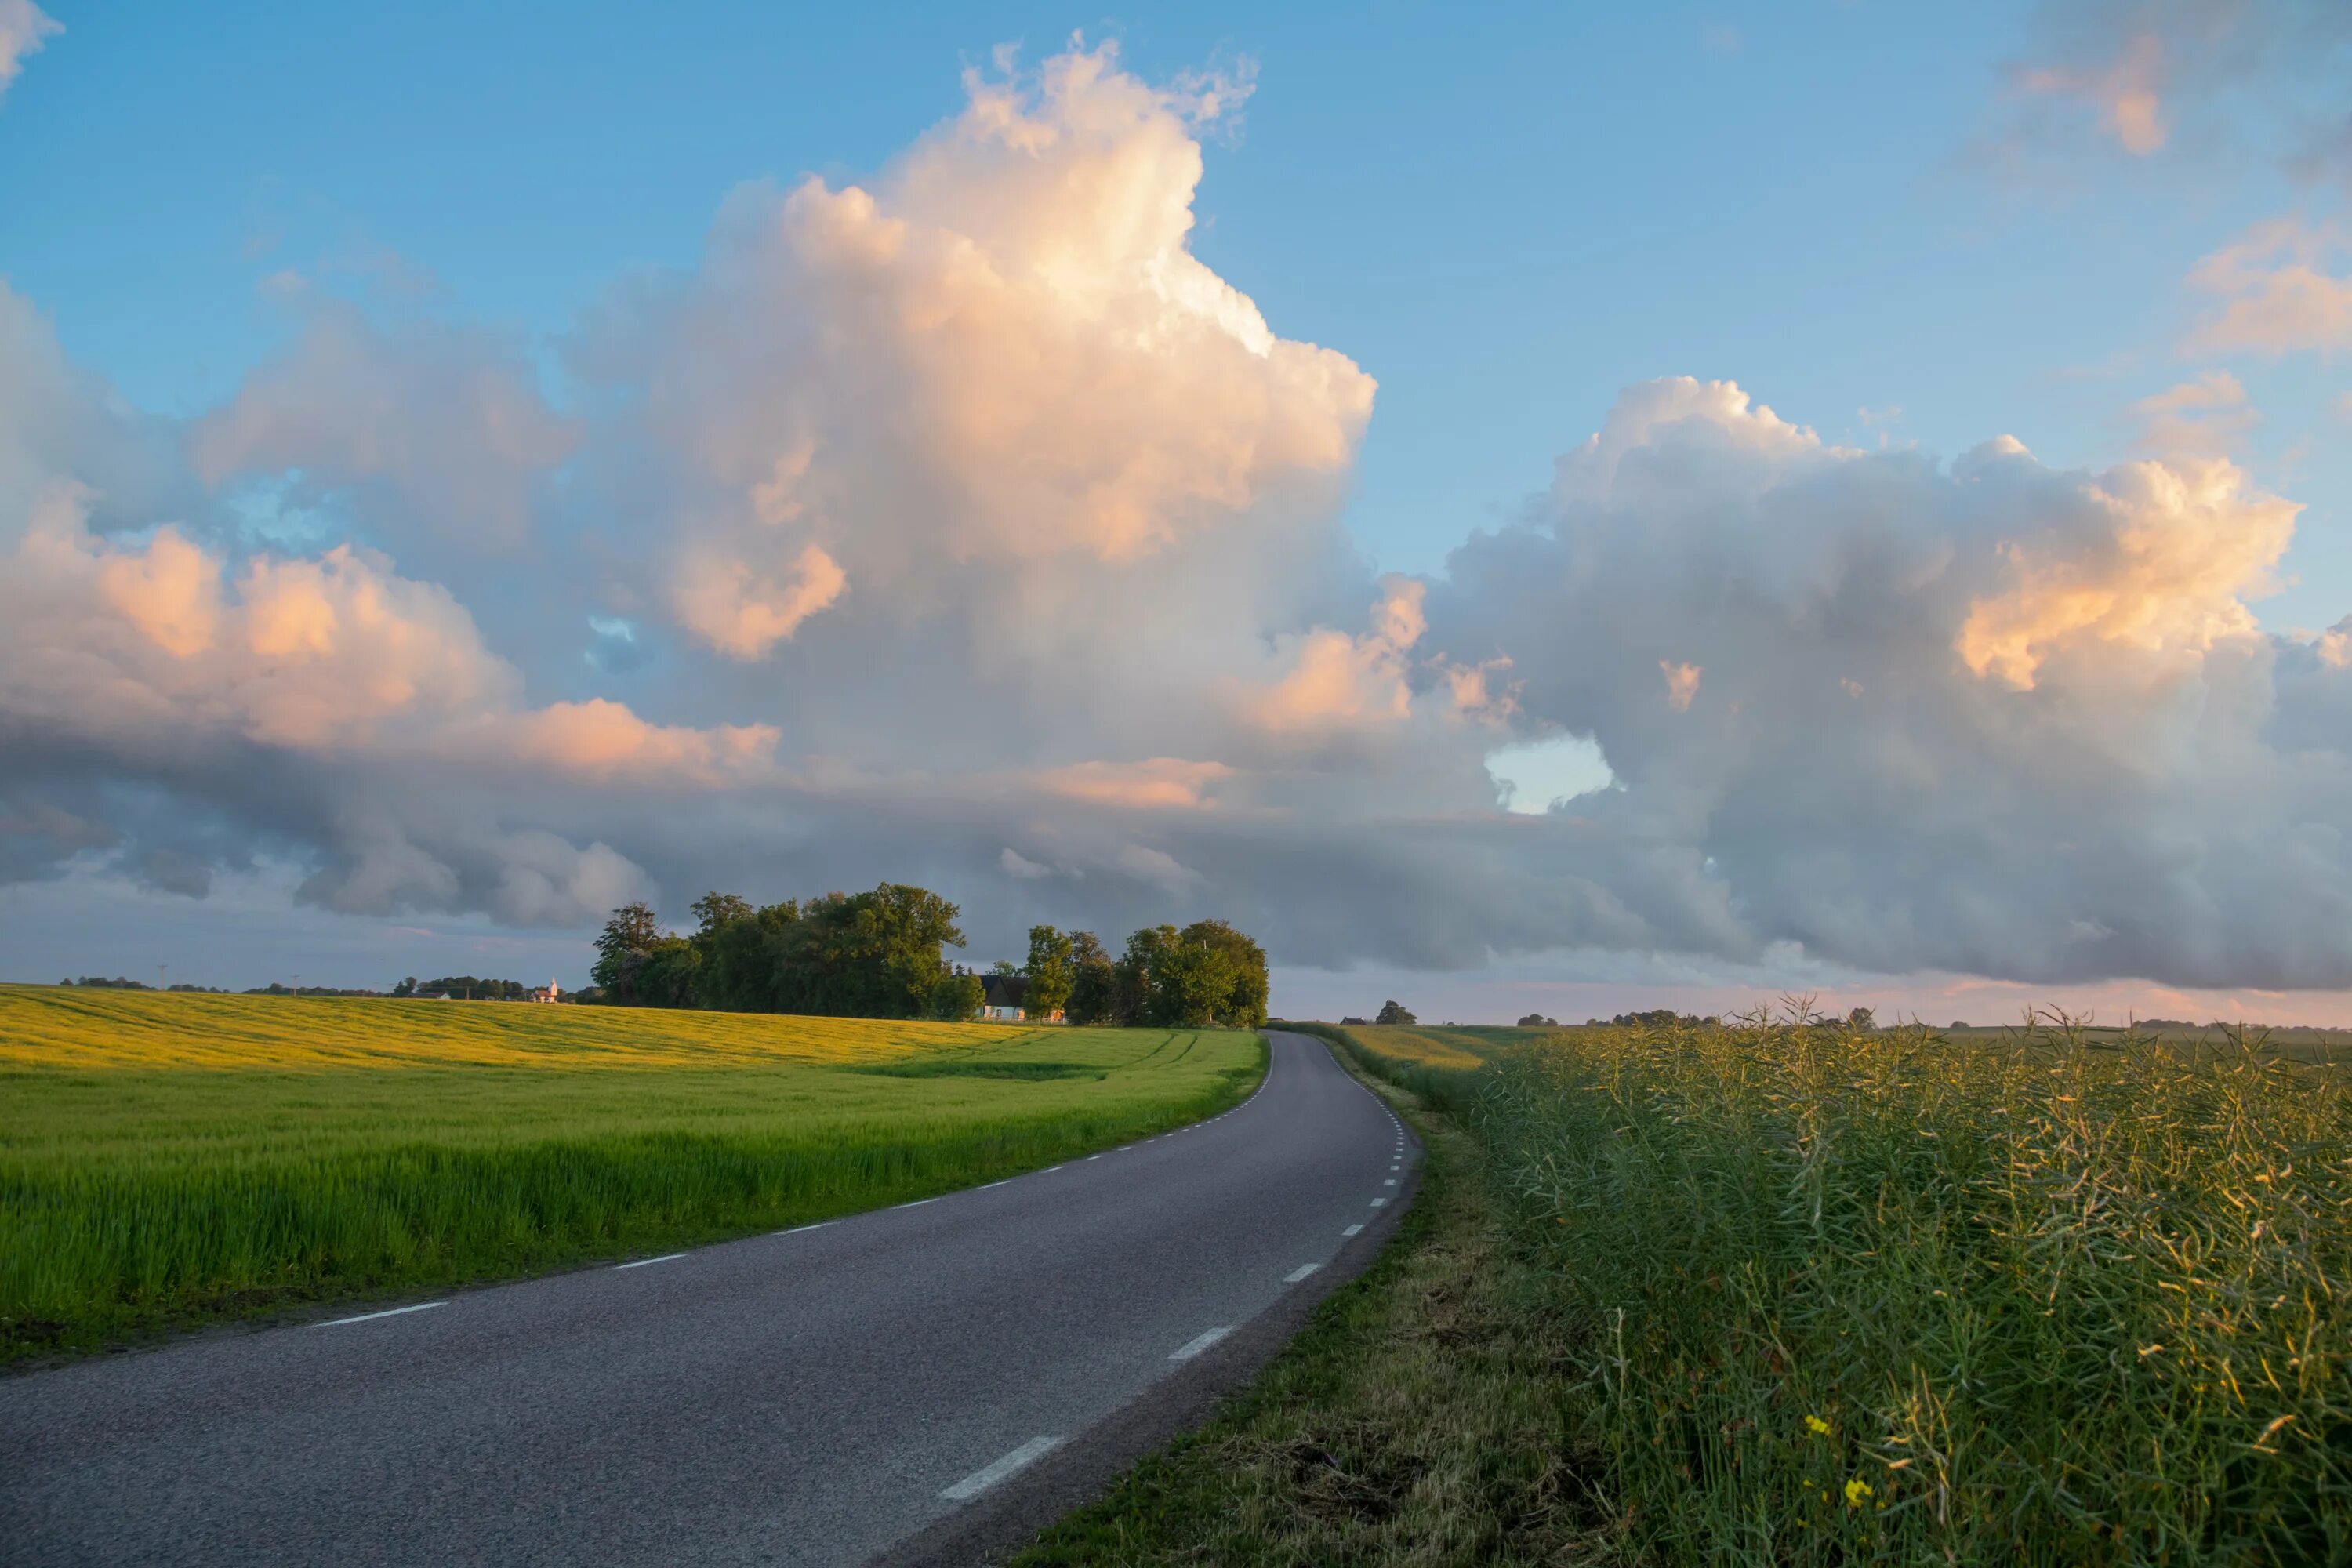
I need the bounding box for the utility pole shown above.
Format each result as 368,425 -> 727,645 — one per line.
158,964 -> 166,992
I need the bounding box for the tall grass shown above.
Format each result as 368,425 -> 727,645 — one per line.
1,987 -> 1263,1359
1344,1010 -> 2352,1564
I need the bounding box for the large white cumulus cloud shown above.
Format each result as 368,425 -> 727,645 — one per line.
1427,377 -> 2351,987
577,42 -> 1373,662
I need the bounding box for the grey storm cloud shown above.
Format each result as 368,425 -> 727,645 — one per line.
6,42 -> 2352,992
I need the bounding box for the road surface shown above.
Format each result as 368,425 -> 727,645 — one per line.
1,1030 -> 1417,1566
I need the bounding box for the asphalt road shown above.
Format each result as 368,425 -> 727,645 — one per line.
1,1030 -> 1416,1566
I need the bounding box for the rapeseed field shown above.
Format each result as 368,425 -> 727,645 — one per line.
1,985 -> 1262,1359
1336,1011 -> 2352,1564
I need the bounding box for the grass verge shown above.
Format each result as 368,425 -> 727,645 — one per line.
1010,1060 -> 1614,1566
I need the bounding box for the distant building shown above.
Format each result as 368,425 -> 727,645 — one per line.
528,979 -> 562,1004
977,973 -> 1061,1022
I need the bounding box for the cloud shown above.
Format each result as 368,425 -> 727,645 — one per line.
1000,846 -> 1053,880
1428,376 -> 2346,988
0,0 -> 58,101
670,543 -> 846,659
2185,216 -> 2352,356
1036,757 -> 1232,811
0,486 -> 769,924
2129,370 -> 2256,453
573,38 -> 1373,664
191,290 -> 578,554
2016,30 -> 2169,154
1988,2 -> 2352,184
1955,453 -> 2294,688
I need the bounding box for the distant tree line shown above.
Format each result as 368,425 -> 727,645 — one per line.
390,976 -> 530,1000
246,982 -> 383,998
587,884 -> 1268,1027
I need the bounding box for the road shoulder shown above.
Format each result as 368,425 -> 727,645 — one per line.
980,1052 -> 1615,1567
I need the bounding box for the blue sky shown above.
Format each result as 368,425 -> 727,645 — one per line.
6,2 -> 2352,1021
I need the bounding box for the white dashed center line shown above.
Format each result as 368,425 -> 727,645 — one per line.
941,1436 -> 1063,1501
1169,1327 -> 1232,1361
1284,1263 -> 1321,1283
315,1301 -> 445,1328
1370,1197 -> 1388,1207
611,1254 -> 684,1270
1384,1178 -> 1397,1186
1343,1224 -> 1364,1236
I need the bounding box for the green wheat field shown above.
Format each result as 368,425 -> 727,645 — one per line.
1331,1014 -> 2352,1563
0,985 -> 1264,1361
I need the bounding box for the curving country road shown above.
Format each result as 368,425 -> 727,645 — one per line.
1,1030 -> 1416,1566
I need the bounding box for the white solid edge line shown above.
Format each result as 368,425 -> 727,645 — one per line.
1343,1223 -> 1365,1236
941,1435 -> 1064,1501
897,1197 -> 939,1209
1169,1326 -> 1232,1361
612,1253 -> 686,1270
316,1301 -> 445,1327
1285,1263 -> 1322,1283
774,1221 -> 833,1236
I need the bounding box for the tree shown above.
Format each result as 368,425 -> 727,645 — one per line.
763,883 -> 965,1018
991,960 -> 1020,976
593,902 -> 662,993
1023,925 -> 1075,1020
1063,931 -> 1118,1025
627,941 -> 702,1008
1516,1013 -> 1559,1028
394,977 -> 418,998
1115,925 -> 1176,1025
690,891 -> 754,935
1374,1000 -> 1416,1025
1846,1006 -> 1876,1031
929,968 -> 985,1022
1178,919 -> 1267,1028
697,900 -> 801,1013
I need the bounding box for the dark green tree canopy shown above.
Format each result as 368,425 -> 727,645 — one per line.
1022,925 -> 1076,1019
587,887 -> 1261,1029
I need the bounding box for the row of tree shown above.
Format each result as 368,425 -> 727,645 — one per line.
588,884 -> 1268,1028
1018,920 -> 1267,1029
390,975 -> 532,1000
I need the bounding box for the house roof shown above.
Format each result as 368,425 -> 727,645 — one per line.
979,972 -> 1028,1007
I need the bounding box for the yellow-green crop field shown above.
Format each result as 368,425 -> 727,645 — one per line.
1330,1013 -> 2352,1562
0,985 -> 1264,1361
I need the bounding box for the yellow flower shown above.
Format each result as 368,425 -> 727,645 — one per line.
1845,1478 -> 1873,1508
1805,1414 -> 1831,1436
